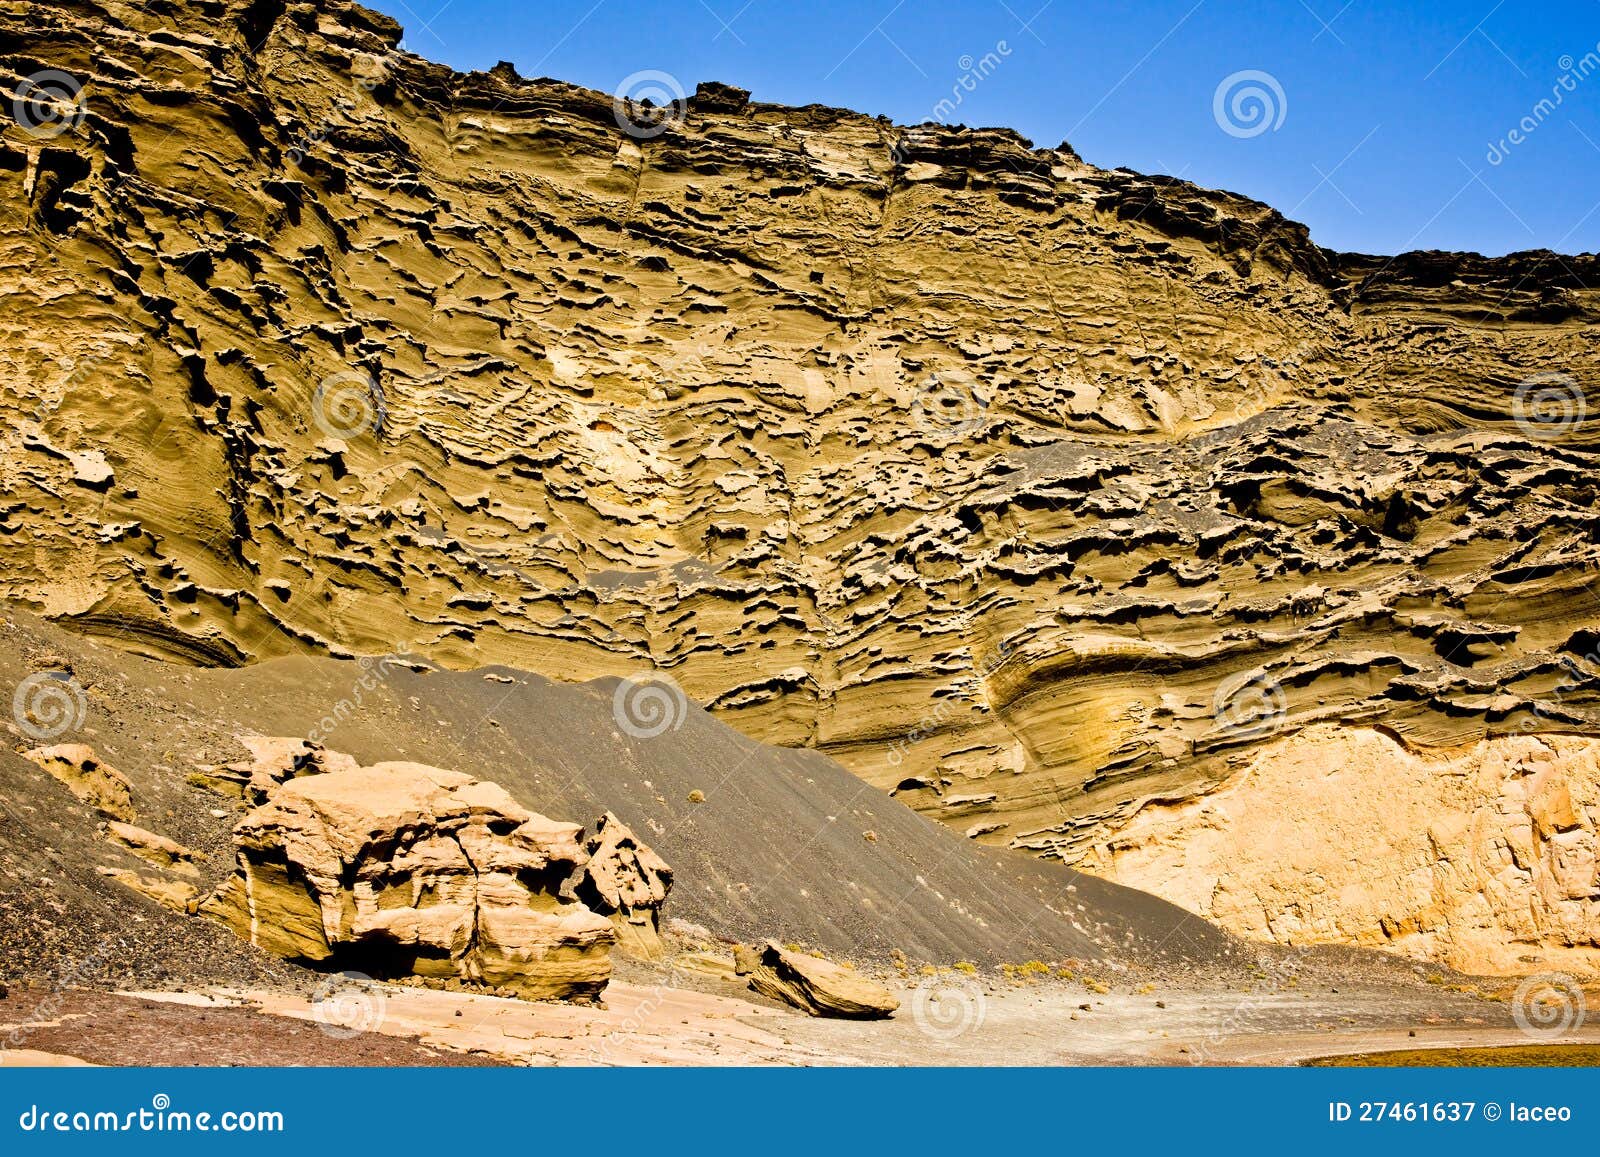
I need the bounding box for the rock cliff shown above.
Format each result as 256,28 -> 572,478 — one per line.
1078,726 -> 1600,975
2,0 -> 1598,970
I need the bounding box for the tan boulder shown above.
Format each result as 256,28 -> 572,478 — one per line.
97,866 -> 197,914
201,759 -> 617,1002
103,821 -> 202,877
735,941 -> 898,1019
24,744 -> 135,821
574,811 -> 674,959
197,735 -> 362,803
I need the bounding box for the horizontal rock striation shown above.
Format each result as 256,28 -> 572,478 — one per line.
1,0 -> 1597,908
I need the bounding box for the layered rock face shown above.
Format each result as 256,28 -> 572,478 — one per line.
1078,726 -> 1600,975
2,0 -> 1599,958
202,758 -> 620,1000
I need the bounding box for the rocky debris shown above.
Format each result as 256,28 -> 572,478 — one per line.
200,759 -> 618,1002
734,941 -> 899,1019
24,745 -> 135,822
1080,726 -> 1600,975
573,811 -> 673,959
0,613 -> 1232,987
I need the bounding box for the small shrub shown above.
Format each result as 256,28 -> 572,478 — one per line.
687,789 -> 706,804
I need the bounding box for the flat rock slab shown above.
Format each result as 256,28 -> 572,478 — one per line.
736,942 -> 899,1019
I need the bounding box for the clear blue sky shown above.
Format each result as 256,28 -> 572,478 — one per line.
365,0 -> 1600,257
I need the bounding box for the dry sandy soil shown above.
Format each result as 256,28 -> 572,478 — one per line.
5,961 -> 1595,1067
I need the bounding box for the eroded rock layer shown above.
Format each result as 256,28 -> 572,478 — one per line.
1078,725 -> 1600,976
2,0 -> 1599,874
201,756 -> 620,1000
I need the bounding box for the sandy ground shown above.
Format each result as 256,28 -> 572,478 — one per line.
5,972 -> 1595,1068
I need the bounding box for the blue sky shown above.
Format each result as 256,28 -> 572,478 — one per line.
365,0 -> 1600,257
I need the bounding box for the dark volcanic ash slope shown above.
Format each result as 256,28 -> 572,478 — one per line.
0,610 -> 1233,979
0,0 -> 1598,892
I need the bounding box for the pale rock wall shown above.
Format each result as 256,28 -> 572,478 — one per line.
1075,725 -> 1600,974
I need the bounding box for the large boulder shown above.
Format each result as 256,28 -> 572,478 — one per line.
734,941 -> 899,1019
201,761 -> 617,1002
574,811 -> 673,959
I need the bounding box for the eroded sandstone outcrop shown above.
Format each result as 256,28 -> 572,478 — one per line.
201,760 -> 619,1001
1076,726 -> 1600,975
194,735 -> 360,803
734,941 -> 899,1019
574,811 -> 673,959
24,744 -> 134,821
